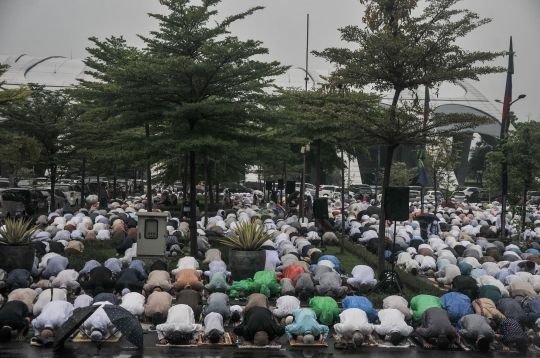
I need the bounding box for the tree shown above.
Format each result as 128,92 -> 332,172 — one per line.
0,131 -> 41,185
0,64 -> 31,106
424,138 -> 462,206
484,121 -> 540,233
314,0 -> 505,275
0,85 -> 84,211
468,140 -> 494,183
77,0 -> 287,257
378,161 -> 417,187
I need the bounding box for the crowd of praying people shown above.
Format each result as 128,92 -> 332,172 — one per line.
1,192 -> 540,353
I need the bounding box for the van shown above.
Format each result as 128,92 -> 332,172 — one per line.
0,189 -> 26,219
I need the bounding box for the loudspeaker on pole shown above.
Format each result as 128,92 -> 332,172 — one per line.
313,197 -> 329,220
286,181 -> 296,195
383,187 -> 409,221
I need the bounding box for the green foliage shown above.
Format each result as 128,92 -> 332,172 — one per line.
313,0 -> 504,275
0,64 -> 31,106
468,141 -> 494,179
217,221 -> 273,251
0,218 -> 38,246
0,130 -> 42,178
484,121 -> 540,200
378,161 -> 417,187
425,138 -> 462,201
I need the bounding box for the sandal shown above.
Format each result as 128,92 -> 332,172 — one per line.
347,342 -> 357,350
334,342 -> 346,349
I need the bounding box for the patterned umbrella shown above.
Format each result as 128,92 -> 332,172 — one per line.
53,306 -> 98,351
102,305 -> 144,349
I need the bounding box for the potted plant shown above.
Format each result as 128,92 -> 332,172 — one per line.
0,218 -> 38,273
217,221 -> 273,281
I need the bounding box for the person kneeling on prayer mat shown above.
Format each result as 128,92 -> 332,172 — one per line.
412,307 -> 458,349
285,308 -> 329,344
203,312 -> 225,344
333,308 -> 373,349
156,304 -> 202,345
457,314 -> 495,352
233,306 -> 284,346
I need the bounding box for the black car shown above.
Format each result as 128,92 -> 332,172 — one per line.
8,188 -> 48,215
219,183 -> 253,194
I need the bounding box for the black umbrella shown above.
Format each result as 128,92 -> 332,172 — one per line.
366,206 -> 381,216
415,213 -> 439,223
102,305 -> 144,349
53,305 -> 98,351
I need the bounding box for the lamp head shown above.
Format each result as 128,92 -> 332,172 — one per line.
518,94 -> 526,99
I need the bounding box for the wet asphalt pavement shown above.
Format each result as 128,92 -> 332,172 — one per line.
0,330 -> 529,358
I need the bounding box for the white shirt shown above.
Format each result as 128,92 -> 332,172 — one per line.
120,292 -> 145,316
156,304 -> 202,340
32,301 -> 74,336
83,302 -> 116,340
74,294 -> 93,309
382,296 -> 412,321
39,253 -> 60,270
33,288 -> 67,316
52,269 -> 79,288
374,309 -> 413,336
335,308 -> 373,336
351,265 -> 376,284
273,296 -> 300,318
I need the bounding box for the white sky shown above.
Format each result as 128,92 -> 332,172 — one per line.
0,0 -> 538,121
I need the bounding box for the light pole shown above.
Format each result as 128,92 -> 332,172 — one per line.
495,94 -> 526,239
299,143 -> 310,220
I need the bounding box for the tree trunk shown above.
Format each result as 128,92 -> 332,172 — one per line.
377,144 -> 397,277
182,154 -> 188,200
340,148 -> 345,254
315,139 -> 321,198
204,155 -> 209,226
208,161 -> 214,212
113,175 -> 117,199
145,123 -> 152,212
377,89 -> 402,277
523,188 -> 527,233
50,164 -> 57,212
133,170 -> 136,195
81,158 -> 86,208
434,170 -> 438,210
189,150 -> 198,258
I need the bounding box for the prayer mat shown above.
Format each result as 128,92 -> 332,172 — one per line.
409,336 -> 463,351
289,338 -> 328,347
197,332 -> 236,346
72,332 -> 122,343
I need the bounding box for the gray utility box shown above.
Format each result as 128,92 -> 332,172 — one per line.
136,212 -> 168,256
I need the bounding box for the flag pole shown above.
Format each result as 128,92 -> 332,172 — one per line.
419,86 -> 430,212
500,37 -> 514,240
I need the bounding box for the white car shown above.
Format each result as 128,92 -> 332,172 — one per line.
463,187 -> 480,197
295,182 -> 316,197
319,185 -> 339,197
452,191 -> 467,202
55,184 -> 82,206
425,190 -> 443,202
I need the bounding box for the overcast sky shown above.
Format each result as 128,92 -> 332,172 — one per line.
0,0 -> 538,121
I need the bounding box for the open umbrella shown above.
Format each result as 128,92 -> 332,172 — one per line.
53,306 -> 98,351
102,305 -> 144,349
415,213 -> 439,223
366,206 -> 381,216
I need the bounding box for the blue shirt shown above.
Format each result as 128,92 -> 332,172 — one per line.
341,296 -> 378,323
285,308 -> 329,339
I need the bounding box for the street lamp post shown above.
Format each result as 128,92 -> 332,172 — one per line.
300,144 -> 310,220
495,94 -> 526,240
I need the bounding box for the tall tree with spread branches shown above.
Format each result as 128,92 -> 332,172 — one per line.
315,0 -> 505,275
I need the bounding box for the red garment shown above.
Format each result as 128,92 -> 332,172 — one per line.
281,265 -> 307,285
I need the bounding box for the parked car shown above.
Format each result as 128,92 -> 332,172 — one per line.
7,188 -> 48,216
295,182 -> 316,197
55,184 -> 82,206
409,190 -> 422,202
463,187 -> 481,197
0,180 -> 9,189
452,191 -> 467,202
350,184 -> 373,197
332,187 -> 355,200
319,185 -> 339,197
17,179 -> 38,188
425,190 -> 443,202
219,183 -> 252,194
35,187 -> 65,210
0,189 -> 26,219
